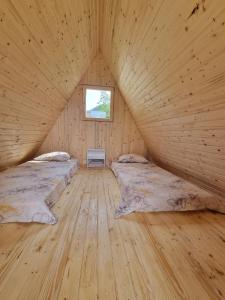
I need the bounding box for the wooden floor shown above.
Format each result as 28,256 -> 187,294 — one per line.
0,169 -> 225,300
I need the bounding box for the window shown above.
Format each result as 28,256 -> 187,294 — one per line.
83,85 -> 114,121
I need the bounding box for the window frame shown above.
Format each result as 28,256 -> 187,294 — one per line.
83,85 -> 114,122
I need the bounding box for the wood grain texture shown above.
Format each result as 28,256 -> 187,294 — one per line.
0,168 -> 225,299
1,0 -> 225,198
100,0 -> 225,195
38,53 -> 147,166
0,0 -> 99,169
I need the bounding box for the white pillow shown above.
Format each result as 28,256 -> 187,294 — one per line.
118,153 -> 148,163
34,152 -> 70,162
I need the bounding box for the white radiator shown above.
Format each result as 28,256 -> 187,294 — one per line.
87,148 -> 106,168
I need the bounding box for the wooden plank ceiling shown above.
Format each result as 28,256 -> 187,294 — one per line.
1,0 -> 225,197
0,0 -> 99,169
100,0 -> 225,195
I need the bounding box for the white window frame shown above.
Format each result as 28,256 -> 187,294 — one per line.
83,85 -> 114,122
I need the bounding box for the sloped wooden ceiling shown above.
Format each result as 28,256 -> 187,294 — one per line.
100,0 -> 225,195
0,0 -> 99,169
1,0 -> 225,197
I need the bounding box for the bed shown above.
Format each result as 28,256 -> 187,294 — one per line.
0,159 -> 78,224
111,161 -> 225,217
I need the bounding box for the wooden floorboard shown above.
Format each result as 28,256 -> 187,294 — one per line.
0,168 -> 225,300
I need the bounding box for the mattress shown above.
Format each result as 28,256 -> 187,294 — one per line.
111,162 -> 225,217
0,159 -> 78,224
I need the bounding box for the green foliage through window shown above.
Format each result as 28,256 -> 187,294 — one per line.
85,88 -> 112,120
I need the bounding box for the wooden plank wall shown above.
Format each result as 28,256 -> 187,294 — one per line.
100,0 -> 225,195
0,0 -> 99,169
38,53 -> 147,166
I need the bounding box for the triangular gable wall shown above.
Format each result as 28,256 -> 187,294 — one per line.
37,53 -> 147,165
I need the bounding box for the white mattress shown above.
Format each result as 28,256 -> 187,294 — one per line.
111,162 -> 225,217
0,159 -> 78,224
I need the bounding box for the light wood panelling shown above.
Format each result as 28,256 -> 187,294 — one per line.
0,168 -> 225,299
0,0 -> 99,169
2,0 -> 225,196
38,53 -> 147,166
100,0 -> 225,195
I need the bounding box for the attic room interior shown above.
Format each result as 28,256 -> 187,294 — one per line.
0,0 -> 225,299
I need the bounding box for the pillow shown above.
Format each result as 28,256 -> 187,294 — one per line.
34,152 -> 70,162
118,153 -> 148,163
